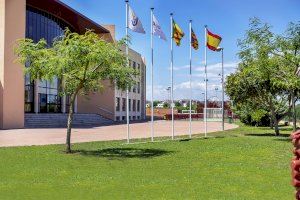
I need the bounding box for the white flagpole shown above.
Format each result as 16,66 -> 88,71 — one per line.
170,13 -> 174,140
221,48 -> 225,131
204,25 -> 208,137
189,20 -> 192,139
150,8 -> 154,142
125,0 -> 130,143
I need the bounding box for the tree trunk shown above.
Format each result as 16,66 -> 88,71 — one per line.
66,95 -> 75,153
292,92 -> 297,131
66,87 -> 81,153
270,99 -> 280,136
274,116 -> 280,136
270,117 -> 274,129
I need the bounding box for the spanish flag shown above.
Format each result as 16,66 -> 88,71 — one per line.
191,28 -> 199,50
206,29 -> 222,51
172,20 -> 185,46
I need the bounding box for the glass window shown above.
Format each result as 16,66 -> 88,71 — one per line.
129,99 -> 131,111
137,100 -> 140,112
116,97 -> 120,111
133,61 -> 136,69
133,85 -> 136,93
25,6 -> 72,113
137,64 -> 140,75
133,100 -> 136,111
122,98 -> 126,111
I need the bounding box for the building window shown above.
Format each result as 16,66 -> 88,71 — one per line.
133,61 -> 137,77
137,100 -> 140,112
138,64 -> 141,75
24,74 -> 34,113
133,85 -> 136,93
133,61 -> 136,70
116,116 -> 120,121
25,6 -> 72,113
116,97 -> 120,111
122,116 -> 125,121
129,99 -> 131,111
137,116 -> 140,120
133,116 -> 136,120
133,100 -> 136,111
122,98 -> 126,111
38,78 -> 61,113
137,82 -> 140,94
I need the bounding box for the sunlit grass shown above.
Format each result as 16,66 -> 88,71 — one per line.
0,123 -> 293,199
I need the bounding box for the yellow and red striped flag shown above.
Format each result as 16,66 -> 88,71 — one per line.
172,20 -> 185,46
191,28 -> 199,50
206,29 -> 222,51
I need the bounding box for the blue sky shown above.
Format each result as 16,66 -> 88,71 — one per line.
61,0 -> 300,101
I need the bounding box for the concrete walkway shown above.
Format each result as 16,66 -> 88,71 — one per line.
0,120 -> 238,147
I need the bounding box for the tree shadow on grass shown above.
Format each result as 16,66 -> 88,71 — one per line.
274,137 -> 291,142
72,148 -> 173,159
244,132 -> 291,142
244,133 -> 290,137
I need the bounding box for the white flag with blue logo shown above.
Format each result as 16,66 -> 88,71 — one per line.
128,6 -> 145,34
153,15 -> 166,41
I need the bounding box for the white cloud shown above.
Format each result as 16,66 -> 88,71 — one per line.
147,61 -> 238,101
168,65 -> 190,71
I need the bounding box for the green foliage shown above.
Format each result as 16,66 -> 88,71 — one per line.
153,100 -> 160,107
226,18 -> 300,133
15,28 -> 136,96
163,102 -> 169,108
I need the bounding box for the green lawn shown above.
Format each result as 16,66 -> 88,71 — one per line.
0,124 -> 294,199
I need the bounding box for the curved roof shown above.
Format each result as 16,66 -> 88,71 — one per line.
27,0 -> 109,34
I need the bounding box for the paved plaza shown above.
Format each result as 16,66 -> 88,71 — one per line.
0,120 -> 238,147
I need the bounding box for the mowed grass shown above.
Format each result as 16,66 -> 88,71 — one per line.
0,124 -> 294,199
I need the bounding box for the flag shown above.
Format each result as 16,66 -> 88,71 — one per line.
191,28 -> 199,50
206,29 -> 222,51
128,6 -> 145,34
153,14 -> 167,41
172,20 -> 184,46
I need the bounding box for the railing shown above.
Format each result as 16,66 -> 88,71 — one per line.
98,107 -> 114,115
98,107 -> 114,120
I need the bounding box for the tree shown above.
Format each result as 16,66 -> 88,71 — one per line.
15,29 -> 136,153
226,18 -> 300,136
274,22 -> 300,131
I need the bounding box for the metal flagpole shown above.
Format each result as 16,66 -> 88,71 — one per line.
150,8 -> 154,142
221,48 -> 225,131
125,0 -> 130,143
170,13 -> 174,140
204,25 -> 208,137
189,20 -> 192,139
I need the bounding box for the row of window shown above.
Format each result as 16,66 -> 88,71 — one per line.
132,82 -> 141,94
129,60 -> 141,74
116,98 -> 140,112
128,60 -> 142,94
116,116 -> 141,121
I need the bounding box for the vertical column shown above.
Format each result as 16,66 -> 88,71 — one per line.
0,0 -> 26,129
34,80 -> 39,113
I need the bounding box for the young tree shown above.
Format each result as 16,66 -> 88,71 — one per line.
226,18 -> 299,135
274,22 -> 300,131
15,29 -> 136,153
